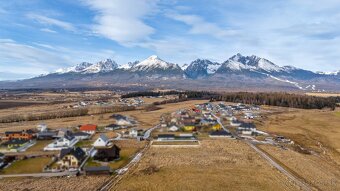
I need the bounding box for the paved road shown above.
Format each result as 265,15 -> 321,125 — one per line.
211,113 -> 230,132
143,125 -> 159,139
0,171 -> 77,179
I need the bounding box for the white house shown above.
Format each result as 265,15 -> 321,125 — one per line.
129,129 -> 138,138
44,134 -> 78,151
93,134 -> 110,147
168,125 -> 179,132
116,119 -> 132,126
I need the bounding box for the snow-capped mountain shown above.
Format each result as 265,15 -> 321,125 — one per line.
130,55 -> 183,75
184,59 -> 221,78
317,70 -> 340,75
119,60 -> 139,70
55,59 -> 118,74
217,53 -> 283,74
6,53 -> 339,91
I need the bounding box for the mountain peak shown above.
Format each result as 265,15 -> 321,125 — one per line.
148,55 -> 159,60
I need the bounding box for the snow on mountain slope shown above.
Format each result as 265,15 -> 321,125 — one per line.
55,59 -> 117,74
184,59 -> 222,78
130,55 -> 181,72
118,61 -> 139,70
225,53 -> 283,72
317,70 -> 340,75
83,59 -> 118,73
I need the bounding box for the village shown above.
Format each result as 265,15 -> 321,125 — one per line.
0,99 -> 294,179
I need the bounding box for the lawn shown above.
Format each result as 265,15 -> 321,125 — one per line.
1,157 -> 51,174
26,140 -> 52,152
75,140 -> 93,147
108,147 -> 139,170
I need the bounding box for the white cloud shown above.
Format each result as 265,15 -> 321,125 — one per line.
27,13 -> 76,31
81,0 -> 157,45
167,13 -> 238,39
40,28 -> 57,33
0,39 -> 119,78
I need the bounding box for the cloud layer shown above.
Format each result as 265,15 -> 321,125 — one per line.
1,0 -> 340,80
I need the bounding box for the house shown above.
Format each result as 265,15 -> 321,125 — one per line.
93,134 -> 110,147
182,123 -> 196,131
209,131 -> 232,138
3,129 -> 35,141
79,124 -> 97,135
0,153 -> 4,167
84,166 -> 111,175
44,134 -> 78,151
93,144 -> 120,162
129,129 -> 138,138
230,120 -> 242,127
37,130 -> 58,140
116,118 -> 132,126
2,139 -> 31,149
168,125 -> 179,132
73,131 -> 91,140
57,147 -> 86,170
212,123 -> 222,131
157,134 -> 175,141
237,123 -> 256,135
105,124 -> 121,131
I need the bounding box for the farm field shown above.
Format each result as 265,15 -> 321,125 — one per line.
0,100 -> 207,133
255,108 -> 340,190
114,139 -> 298,191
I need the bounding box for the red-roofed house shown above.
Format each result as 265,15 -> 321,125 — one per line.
79,124 -> 97,135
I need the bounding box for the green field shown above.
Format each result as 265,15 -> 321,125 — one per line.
1,157 -> 51,174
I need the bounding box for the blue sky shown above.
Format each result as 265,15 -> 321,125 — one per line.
1,0 -> 340,80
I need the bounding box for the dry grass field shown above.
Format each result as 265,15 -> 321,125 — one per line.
0,176 -> 110,191
305,92 -> 340,97
0,100 -> 207,133
114,139 -> 298,191
255,108 -> 340,190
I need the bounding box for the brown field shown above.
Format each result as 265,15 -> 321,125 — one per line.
305,92 -> 340,97
0,100 -> 48,109
0,176 -> 110,191
114,139 -> 298,191
0,100 -> 207,133
256,108 -> 340,190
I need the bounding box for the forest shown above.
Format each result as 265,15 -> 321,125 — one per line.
123,91 -> 340,110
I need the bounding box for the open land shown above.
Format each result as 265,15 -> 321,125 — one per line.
0,91 -> 339,191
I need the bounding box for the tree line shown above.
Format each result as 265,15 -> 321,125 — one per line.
122,91 -> 340,110
0,105 -> 136,123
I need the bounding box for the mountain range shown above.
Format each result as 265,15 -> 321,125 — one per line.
1,54 -> 339,91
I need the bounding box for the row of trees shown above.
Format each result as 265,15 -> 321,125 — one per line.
0,108 -> 89,123
121,91 -> 182,98
122,91 -> 339,110
185,91 -> 339,110
0,105 -> 137,123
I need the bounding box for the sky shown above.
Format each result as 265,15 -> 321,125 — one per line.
1,0 -> 340,80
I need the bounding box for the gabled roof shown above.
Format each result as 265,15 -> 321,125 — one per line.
73,131 -> 90,137
210,131 -> 232,136
98,134 -> 109,142
3,139 -> 29,145
64,134 -> 76,141
80,124 -> 97,131
59,147 -> 86,161
158,134 -> 175,138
